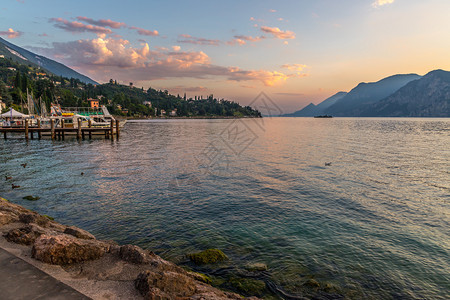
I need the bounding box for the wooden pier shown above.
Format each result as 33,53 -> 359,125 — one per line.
0,119 -> 120,140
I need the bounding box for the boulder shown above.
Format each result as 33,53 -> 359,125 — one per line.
228,278 -> 266,297
303,279 -> 320,288
4,224 -> 45,245
244,263 -> 268,272
119,244 -> 153,264
188,249 -> 228,265
0,211 -> 18,225
135,270 -> 196,298
32,234 -> 108,265
23,195 -> 40,201
64,226 -> 96,240
19,213 -> 49,227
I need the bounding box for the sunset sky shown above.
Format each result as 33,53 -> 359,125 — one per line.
1,0 -> 449,113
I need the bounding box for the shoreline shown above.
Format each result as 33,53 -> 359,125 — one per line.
121,116 -> 262,120
0,197 -> 258,299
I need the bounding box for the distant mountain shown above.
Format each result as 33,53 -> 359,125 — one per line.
315,91 -> 347,111
359,70 -> 450,117
0,37 -> 97,85
282,103 -> 319,117
324,73 -> 421,116
281,91 -> 347,117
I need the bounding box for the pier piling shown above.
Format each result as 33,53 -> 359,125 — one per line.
25,121 -> 29,140
51,119 -> 55,140
37,119 -> 42,139
116,120 -> 120,139
110,119 -> 114,141
61,120 -> 65,140
88,120 -> 92,139
77,119 -> 82,140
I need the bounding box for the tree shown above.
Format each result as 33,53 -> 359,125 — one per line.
14,71 -> 21,90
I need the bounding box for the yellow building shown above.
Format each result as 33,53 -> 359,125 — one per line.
87,98 -> 99,108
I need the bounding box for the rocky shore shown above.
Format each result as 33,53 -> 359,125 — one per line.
0,197 -> 258,299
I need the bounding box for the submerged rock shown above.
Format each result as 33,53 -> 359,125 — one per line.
188,271 -> 212,284
135,270 -> 197,298
303,279 -> 320,288
188,249 -> 228,265
23,195 -> 40,201
228,277 -> 266,297
32,234 -> 108,265
64,225 -> 95,240
244,263 -> 268,272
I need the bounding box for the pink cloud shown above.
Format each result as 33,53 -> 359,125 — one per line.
130,26 -> 159,36
233,35 -> 265,42
31,37 -> 302,87
0,28 -> 22,39
76,16 -> 126,29
227,39 -> 247,46
260,26 -> 295,39
39,33 -> 49,37
281,64 -> 308,71
50,18 -> 112,34
177,34 -> 220,46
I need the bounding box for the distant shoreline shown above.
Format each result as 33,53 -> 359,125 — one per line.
121,115 -> 262,120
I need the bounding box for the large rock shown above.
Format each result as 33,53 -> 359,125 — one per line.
64,226 -> 96,240
135,270 -> 197,298
119,244 -> 153,264
4,224 -> 45,245
32,234 -> 108,265
19,213 -> 49,227
188,249 -> 228,265
0,211 -> 18,225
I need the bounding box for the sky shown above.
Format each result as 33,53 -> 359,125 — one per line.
1,0 -> 449,113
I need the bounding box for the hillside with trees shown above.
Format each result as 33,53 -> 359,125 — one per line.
0,56 -> 261,118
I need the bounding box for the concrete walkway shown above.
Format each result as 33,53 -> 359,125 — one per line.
0,248 -> 91,300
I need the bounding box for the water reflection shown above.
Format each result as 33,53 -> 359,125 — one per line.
0,118 -> 448,299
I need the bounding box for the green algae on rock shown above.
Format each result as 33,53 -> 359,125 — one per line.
23,196 -> 40,201
303,278 -> 320,288
188,249 -> 228,265
228,277 -> 266,297
188,271 -> 212,284
43,215 -> 54,221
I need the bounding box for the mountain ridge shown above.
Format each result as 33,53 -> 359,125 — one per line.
0,37 -> 98,85
324,73 -> 421,116
358,69 -> 450,117
282,71 -> 449,117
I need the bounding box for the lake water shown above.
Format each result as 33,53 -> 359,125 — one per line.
1,118 -> 449,299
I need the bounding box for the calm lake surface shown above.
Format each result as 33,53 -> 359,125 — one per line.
1,118 -> 449,299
